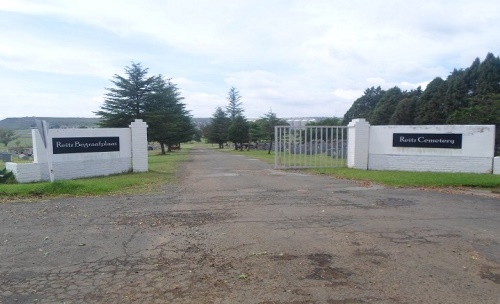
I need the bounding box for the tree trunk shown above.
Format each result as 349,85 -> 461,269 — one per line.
268,139 -> 273,154
167,143 -> 172,152
160,143 -> 166,155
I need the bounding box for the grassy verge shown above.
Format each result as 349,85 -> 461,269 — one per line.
310,167 -> 500,190
215,147 -> 500,192
0,149 -> 191,202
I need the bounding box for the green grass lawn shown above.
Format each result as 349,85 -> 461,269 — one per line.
0,149 -> 191,202
309,167 -> 500,190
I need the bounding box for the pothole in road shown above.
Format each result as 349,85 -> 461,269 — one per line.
305,253 -> 353,283
354,248 -> 390,258
306,267 -> 352,282
480,266 -> 500,284
116,211 -> 234,228
270,253 -> 298,261
308,253 -> 333,267
375,198 -> 415,207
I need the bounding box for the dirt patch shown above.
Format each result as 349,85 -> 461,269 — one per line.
480,265 -> 500,284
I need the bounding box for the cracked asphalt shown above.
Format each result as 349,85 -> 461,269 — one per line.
1,147 -> 499,303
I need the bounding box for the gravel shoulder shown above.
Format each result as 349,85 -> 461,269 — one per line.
1,147 -> 499,303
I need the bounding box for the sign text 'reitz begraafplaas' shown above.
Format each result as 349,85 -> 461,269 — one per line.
52,137 -> 120,154
393,133 -> 463,149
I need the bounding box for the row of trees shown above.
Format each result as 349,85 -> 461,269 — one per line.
28,53 -> 500,156
342,53 -> 500,152
97,65 -> 288,155
96,63 -> 196,153
203,87 -> 288,153
343,53 -> 500,126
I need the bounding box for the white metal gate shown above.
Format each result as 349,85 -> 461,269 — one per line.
274,125 -> 348,169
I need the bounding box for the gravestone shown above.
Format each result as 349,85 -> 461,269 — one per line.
0,152 -> 12,162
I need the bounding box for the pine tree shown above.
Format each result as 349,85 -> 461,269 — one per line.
342,86 -> 384,124
96,62 -> 158,127
259,110 -> 288,154
96,63 -> 195,154
390,97 -> 417,125
145,78 -> 195,153
477,53 -> 500,95
370,87 -> 403,125
206,107 -> 230,148
415,77 -> 448,124
225,87 -> 244,120
227,115 -> 249,150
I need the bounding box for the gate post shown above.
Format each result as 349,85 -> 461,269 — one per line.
347,118 -> 370,170
130,119 -> 149,172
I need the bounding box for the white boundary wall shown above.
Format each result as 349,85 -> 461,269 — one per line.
494,157 -> 500,175
6,119 -> 148,183
348,119 -> 497,174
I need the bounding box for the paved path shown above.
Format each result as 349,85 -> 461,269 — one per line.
1,147 -> 499,303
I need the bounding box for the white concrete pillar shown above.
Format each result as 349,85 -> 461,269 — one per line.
347,118 -> 370,170
130,119 -> 149,172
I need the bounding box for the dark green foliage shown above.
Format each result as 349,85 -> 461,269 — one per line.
144,79 -> 195,153
248,122 -> 264,143
227,115 -> 249,150
447,94 -> 500,155
446,94 -> 500,124
96,62 -> 159,127
0,168 -> 17,184
370,87 -> 404,125
415,77 -> 448,124
342,86 -> 384,124
390,97 -> 418,125
96,62 -> 195,154
476,53 -> 500,95
206,107 -> 230,148
342,52 -> 500,154
258,110 -> 288,154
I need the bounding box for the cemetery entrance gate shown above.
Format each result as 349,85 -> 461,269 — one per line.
274,125 -> 348,169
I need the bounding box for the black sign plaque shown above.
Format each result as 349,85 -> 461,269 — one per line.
52,137 -> 120,154
393,133 -> 462,149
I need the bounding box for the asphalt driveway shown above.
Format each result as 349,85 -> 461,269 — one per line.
1,147 -> 499,303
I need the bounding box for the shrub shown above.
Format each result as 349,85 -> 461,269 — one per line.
0,168 -> 17,184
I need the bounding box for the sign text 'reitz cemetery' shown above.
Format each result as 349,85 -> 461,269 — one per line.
393,133 -> 463,149
52,137 -> 120,154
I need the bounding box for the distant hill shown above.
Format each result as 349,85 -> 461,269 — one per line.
192,117 -> 211,127
0,117 -> 101,130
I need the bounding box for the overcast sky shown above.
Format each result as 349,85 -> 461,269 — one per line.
1,0 -> 499,120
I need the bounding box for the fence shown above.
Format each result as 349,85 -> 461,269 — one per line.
274,125 -> 348,169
